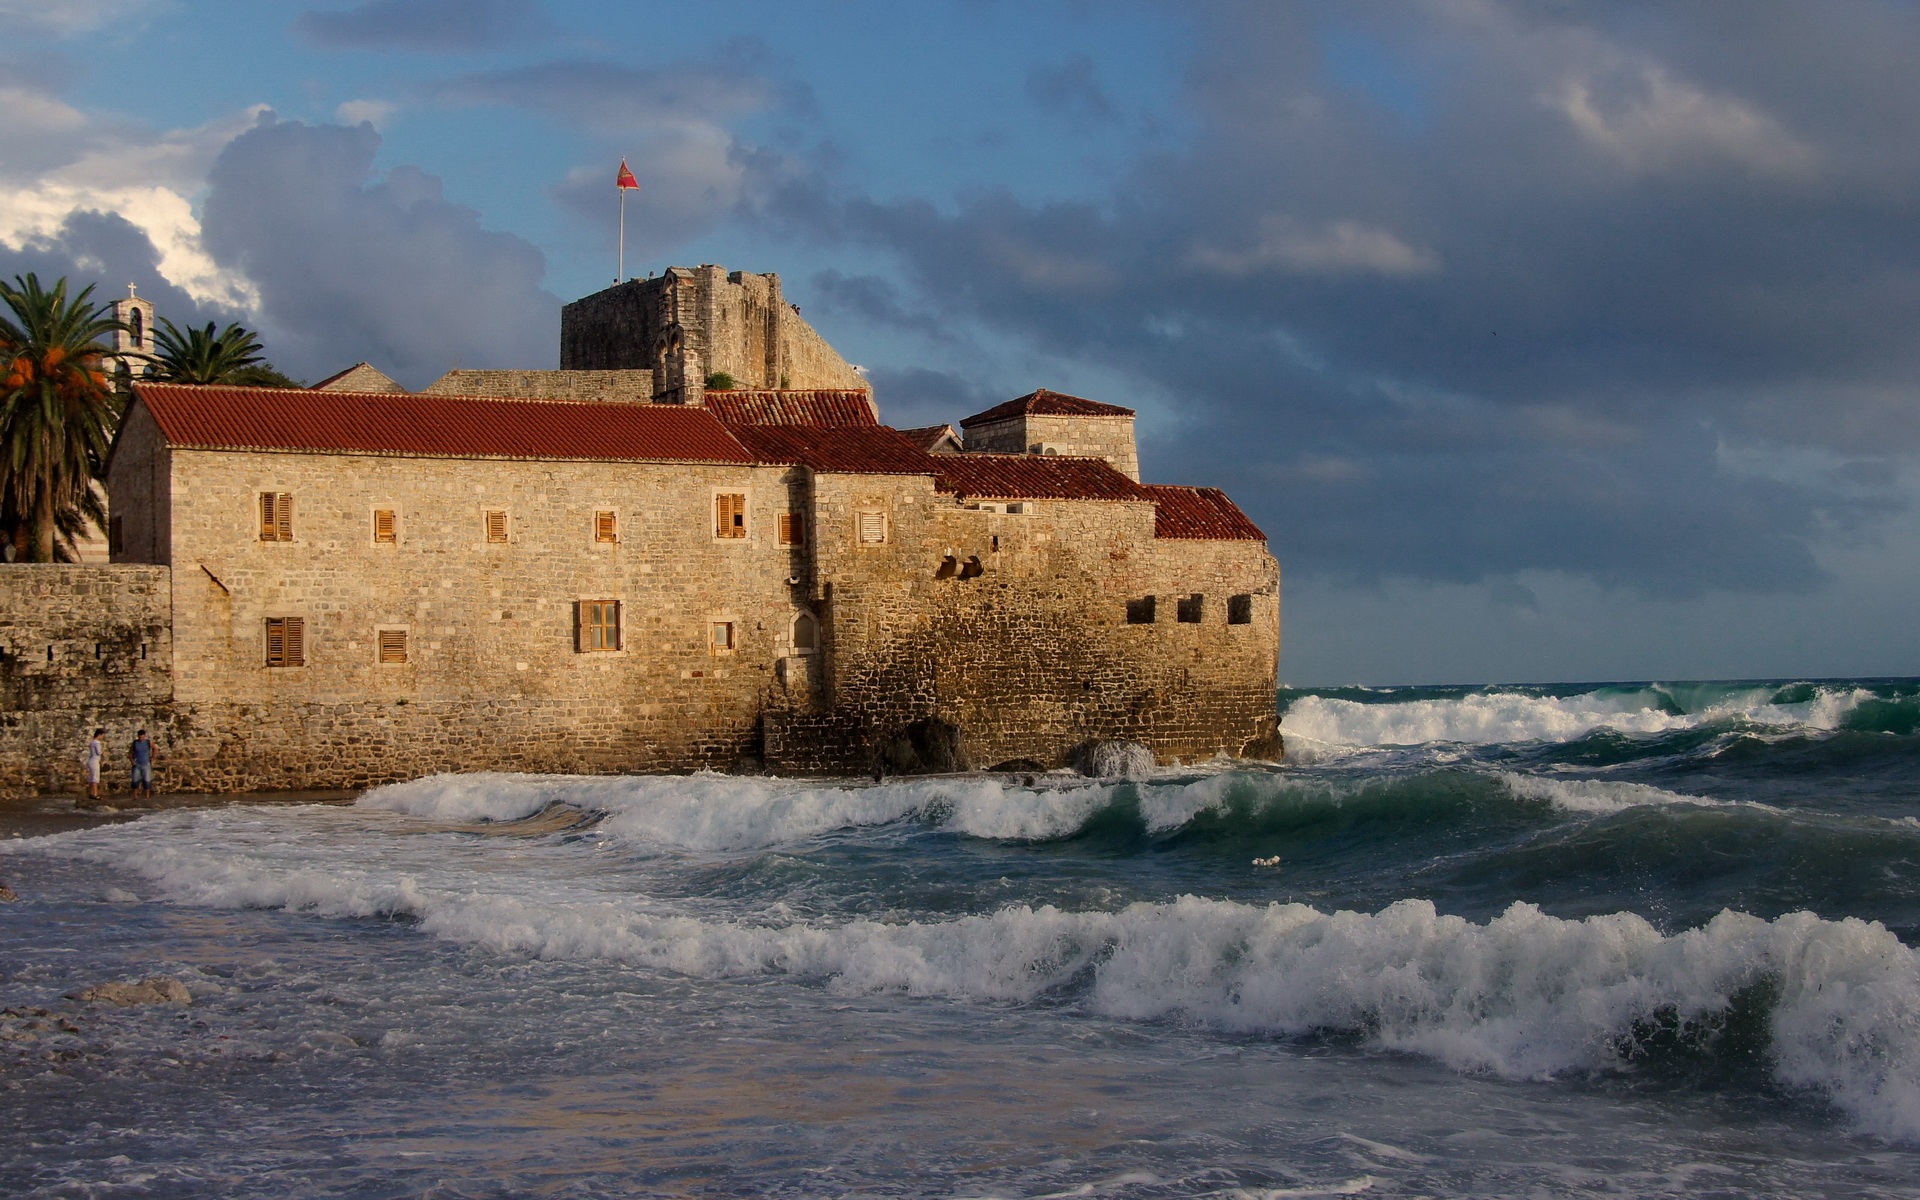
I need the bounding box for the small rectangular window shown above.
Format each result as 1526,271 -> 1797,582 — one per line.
595,511 -> 618,543
259,492 -> 293,541
778,512 -> 804,546
857,510 -> 888,545
715,493 -> 747,539
485,509 -> 509,543
108,516 -> 123,555
373,509 -> 397,544
711,621 -> 736,653
1177,593 -> 1205,623
1228,594 -> 1253,625
576,600 -> 621,652
1126,596 -> 1156,624
377,629 -> 408,664
264,617 -> 305,667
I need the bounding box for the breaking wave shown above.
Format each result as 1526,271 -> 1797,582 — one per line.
28,823 -> 1920,1142
1280,683 -> 1885,748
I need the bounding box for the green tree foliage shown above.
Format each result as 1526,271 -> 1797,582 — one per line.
705,371 -> 736,391
0,274 -> 120,563
147,318 -> 268,384
226,363 -> 307,389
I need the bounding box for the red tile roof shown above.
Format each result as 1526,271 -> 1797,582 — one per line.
703,389 -> 877,428
933,455 -> 1151,501
899,424 -> 961,453
958,388 -> 1136,428
731,424 -> 937,474
1142,485 -> 1266,541
132,384 -> 755,464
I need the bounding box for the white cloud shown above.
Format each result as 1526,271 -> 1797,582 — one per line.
0,0 -> 152,38
1191,216 -> 1440,277
336,99 -> 398,129
0,99 -> 265,309
1548,61 -> 1817,179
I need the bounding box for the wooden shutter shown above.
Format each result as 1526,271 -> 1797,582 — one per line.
265,617 -> 305,667
595,511 -> 618,543
378,629 -> 408,664
778,512 -> 804,546
715,493 -> 746,538
373,509 -> 396,543
857,510 -> 886,544
573,601 -> 585,652
485,510 -> 508,543
611,601 -> 622,651
260,492 -> 294,541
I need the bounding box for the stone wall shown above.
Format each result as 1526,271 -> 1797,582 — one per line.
764,472 -> 1279,773
421,369 -> 655,404
0,565 -> 173,797
962,414 -> 1141,481
559,267 -> 867,397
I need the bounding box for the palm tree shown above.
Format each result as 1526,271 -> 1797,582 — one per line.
147,318 -> 266,384
0,274 -> 121,563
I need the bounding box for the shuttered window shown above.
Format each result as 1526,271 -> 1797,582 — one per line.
595,511 -> 618,543
856,510 -> 887,545
377,629 -> 408,664
373,509 -> 397,544
778,512 -> 804,546
264,617 -> 305,667
576,600 -> 621,652
485,510 -> 509,543
715,493 -> 746,539
259,492 -> 293,541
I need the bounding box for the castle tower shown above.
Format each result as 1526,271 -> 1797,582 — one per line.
559,266 -> 869,403
959,389 -> 1141,481
106,284 -> 158,380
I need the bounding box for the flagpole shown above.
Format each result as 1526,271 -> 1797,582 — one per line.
617,185 -> 626,284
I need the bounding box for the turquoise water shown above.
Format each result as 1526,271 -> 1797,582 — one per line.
4,678 -> 1920,1197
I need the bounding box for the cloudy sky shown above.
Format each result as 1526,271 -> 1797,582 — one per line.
6,0 -> 1919,685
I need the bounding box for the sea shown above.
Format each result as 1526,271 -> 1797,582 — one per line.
6,678 -> 1920,1198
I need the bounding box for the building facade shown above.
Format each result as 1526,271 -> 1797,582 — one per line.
0,267 -> 1280,795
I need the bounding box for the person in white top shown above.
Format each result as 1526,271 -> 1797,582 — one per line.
84,728 -> 105,804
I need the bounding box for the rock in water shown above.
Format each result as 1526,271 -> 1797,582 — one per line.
1074,740 -> 1157,779
0,880 -> 17,903
65,977 -> 192,1007
875,717 -> 969,775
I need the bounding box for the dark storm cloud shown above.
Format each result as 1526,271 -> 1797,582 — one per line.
198,116 -> 557,386
293,0 -> 547,53
757,0 -> 1920,595
0,209 -> 229,333
433,49 -> 803,130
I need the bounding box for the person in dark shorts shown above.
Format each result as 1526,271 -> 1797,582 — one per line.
129,729 -> 154,799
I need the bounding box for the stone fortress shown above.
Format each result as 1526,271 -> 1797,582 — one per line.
0,267 -> 1280,796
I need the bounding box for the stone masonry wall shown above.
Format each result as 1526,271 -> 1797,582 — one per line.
962,414 -> 1141,481
421,370 -> 655,404
0,565 -> 173,797
764,473 -> 1279,773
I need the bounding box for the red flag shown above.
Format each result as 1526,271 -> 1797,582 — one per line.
615,160 -> 639,190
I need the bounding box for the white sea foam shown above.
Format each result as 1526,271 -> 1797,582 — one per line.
1281,685 -> 1871,748
1496,773 -> 1739,815
21,815 -> 1920,1142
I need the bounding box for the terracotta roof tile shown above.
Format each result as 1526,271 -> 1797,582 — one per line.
703,389 -> 877,427
899,424 -> 961,453
933,455 -> 1151,501
134,384 -> 754,464
958,388 -> 1135,428
732,424 -> 936,474
1142,485 -> 1266,540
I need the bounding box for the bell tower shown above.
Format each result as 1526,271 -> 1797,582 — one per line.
107,284 -> 158,379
